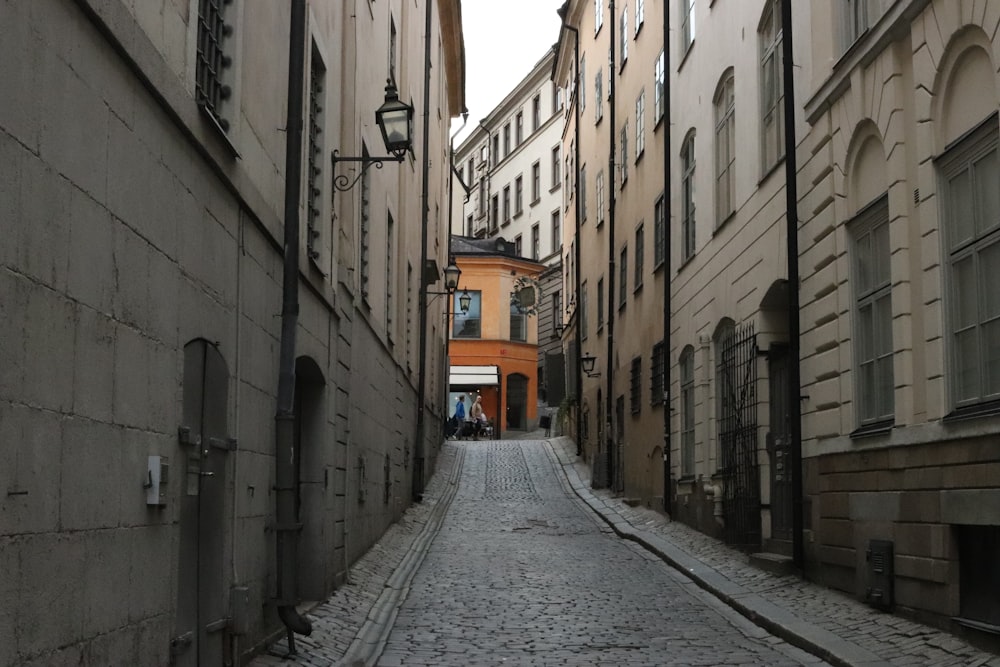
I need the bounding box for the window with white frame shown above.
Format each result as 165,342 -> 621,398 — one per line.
680,0 -> 695,54
619,245 -> 628,308
635,89 -> 645,158
516,111 -> 524,145
714,71 -> 736,226
580,165 -> 588,222
681,133 -> 696,261
532,94 -> 541,131
620,122 -> 629,183
532,161 -> 541,201
596,169 -> 606,226
939,116 -> 1000,410
850,195 -> 894,426
552,146 -> 561,188
514,234 -> 523,256
654,50 -> 665,123
759,0 -> 784,172
595,68 -> 603,123
503,123 -> 511,157
619,5 -> 628,66
502,184 -> 511,224
635,0 -> 644,34
841,0 -> 874,52
597,277 -> 604,331
595,0 -> 603,33
680,346 -> 695,476
654,193 -> 665,267
552,210 -> 561,251
532,223 -> 540,260
515,175 -> 523,215
580,56 -> 586,111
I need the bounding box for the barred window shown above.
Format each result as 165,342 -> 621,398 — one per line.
651,341 -> 665,405
196,0 -> 235,133
630,357 -> 641,414
654,194 -> 666,267
634,223 -> 644,290
307,45 -> 325,262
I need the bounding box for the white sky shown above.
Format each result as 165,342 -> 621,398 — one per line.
452,1 -> 566,143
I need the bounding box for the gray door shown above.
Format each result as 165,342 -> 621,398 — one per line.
173,340 -> 230,666
506,373 -> 528,429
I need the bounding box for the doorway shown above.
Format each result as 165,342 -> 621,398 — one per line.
768,345 -> 794,546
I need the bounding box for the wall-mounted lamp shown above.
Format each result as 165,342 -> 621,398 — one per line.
457,290 -> 472,314
581,353 -> 600,378
332,80 -> 414,192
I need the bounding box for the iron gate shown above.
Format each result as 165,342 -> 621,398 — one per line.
718,323 -> 760,551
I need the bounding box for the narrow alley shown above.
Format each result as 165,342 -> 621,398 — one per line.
251,436 -> 997,667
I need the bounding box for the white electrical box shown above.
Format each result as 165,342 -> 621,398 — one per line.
146,455 -> 168,507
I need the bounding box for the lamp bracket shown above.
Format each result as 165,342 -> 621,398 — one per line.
331,151 -> 405,192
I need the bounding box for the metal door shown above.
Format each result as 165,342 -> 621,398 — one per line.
506,373 -> 528,429
767,346 -> 794,542
173,340 -> 231,666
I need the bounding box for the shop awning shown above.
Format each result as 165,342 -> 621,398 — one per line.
449,365 -> 499,386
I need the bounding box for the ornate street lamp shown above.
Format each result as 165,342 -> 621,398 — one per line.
332,80 -> 415,191
581,353 -> 600,378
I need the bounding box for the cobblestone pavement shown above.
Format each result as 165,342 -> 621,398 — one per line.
250,435 -> 1000,667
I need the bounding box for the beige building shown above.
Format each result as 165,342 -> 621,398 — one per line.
0,0 -> 463,664
453,47 -> 569,411
557,0 -> 1000,640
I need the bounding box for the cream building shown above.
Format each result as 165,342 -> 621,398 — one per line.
0,0 -> 463,664
453,47 -> 569,412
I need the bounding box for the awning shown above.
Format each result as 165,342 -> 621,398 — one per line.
449,365 -> 499,386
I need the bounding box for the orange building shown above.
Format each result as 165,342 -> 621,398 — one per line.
447,237 -> 544,436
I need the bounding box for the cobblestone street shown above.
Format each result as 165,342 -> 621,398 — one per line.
375,440 -> 827,666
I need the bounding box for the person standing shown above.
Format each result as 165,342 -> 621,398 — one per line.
470,395 -> 484,440
453,395 -> 466,439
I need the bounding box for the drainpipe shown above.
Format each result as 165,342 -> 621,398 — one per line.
442,112 -> 469,419
414,0 -> 434,501
661,0 -> 673,516
780,0 -> 805,572
606,0 -> 618,491
275,0 -> 312,640
558,13 -> 582,457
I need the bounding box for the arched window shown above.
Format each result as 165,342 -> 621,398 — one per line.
758,0 -> 783,172
714,71 -> 735,226
681,132 -> 696,261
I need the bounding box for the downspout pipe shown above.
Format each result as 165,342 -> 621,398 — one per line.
558,14 -> 582,457
661,0 -> 673,516
607,0 -> 618,490
275,0 -> 312,639
414,0 -> 434,501
442,112 -> 469,413
780,0 -> 805,572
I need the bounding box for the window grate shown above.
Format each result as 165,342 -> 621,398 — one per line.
307,49 -> 325,262
196,0 -> 234,132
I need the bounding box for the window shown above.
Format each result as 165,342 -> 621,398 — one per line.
581,281 -> 589,340
307,45 -> 326,262
595,0 -> 603,32
760,0 -> 784,172
630,357 -> 642,414
681,134 -> 696,261
532,161 -> 541,201
680,346 -> 695,476
619,5 -> 628,66
552,146 -> 561,188
466,213 -> 473,236
680,0 -> 695,54
386,212 -> 395,337
515,175 -> 524,215
634,223 -> 644,290
360,145 -> 372,300
619,245 -> 628,308
654,194 -> 666,267
579,56 -> 586,111
502,185 -> 511,224
635,89 -> 645,158
651,341 -> 665,405
620,123 -> 629,183
654,50 -> 665,123
552,290 -> 562,335
503,123 -> 511,157
452,291 -> 482,338
516,111 -> 524,145
492,134 -> 500,166
595,68 -> 604,123
195,0 -> 235,132
580,165 -> 588,222
842,0 -> 873,51
514,234 -> 523,256
532,94 -> 542,131
851,196 -> 894,426
597,277 -> 605,330
532,223 -> 541,260
510,301 -> 527,342
556,87 -> 564,113
478,177 -> 486,216
551,210 -> 561,251
596,170 -> 606,226
491,194 -> 499,230
939,117 -> 1000,409
714,72 -> 736,226
635,0 -> 644,34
